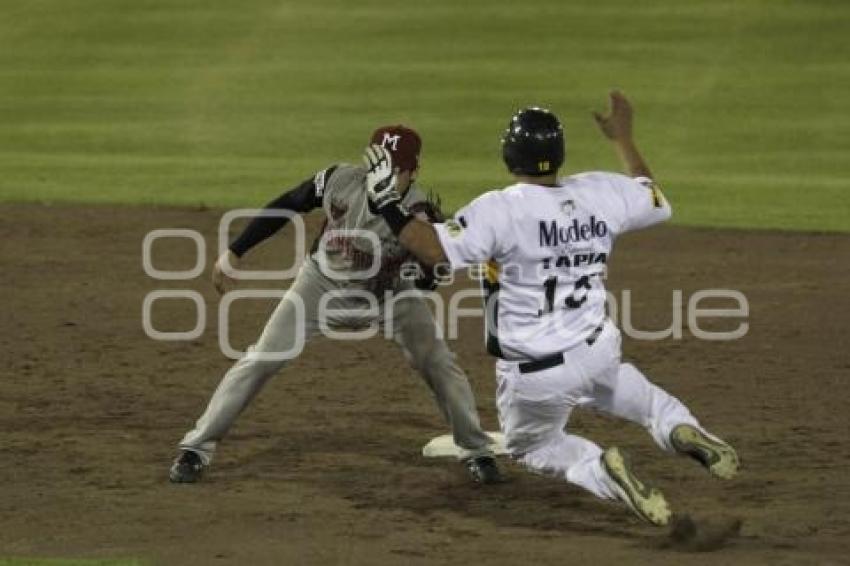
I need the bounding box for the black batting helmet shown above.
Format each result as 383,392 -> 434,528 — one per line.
501,107 -> 565,177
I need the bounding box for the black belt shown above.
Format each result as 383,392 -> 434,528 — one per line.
517,323 -> 605,374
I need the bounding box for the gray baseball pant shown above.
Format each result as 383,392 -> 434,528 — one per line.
178,259 -> 493,463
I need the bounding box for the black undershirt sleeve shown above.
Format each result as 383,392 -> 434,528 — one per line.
228,166 -> 335,257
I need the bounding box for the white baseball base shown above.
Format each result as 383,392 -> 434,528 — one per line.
422,432 -> 508,458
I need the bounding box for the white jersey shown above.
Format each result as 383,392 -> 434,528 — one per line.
434,171 -> 671,361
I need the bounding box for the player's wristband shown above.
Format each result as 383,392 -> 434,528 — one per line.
379,202 -> 414,236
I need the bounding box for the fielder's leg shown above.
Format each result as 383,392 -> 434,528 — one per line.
387,293 -> 499,482
170,261 -> 326,481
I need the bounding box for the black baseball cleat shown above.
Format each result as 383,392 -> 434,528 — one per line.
670,424 -> 740,480
169,450 -> 206,483
465,455 -> 505,484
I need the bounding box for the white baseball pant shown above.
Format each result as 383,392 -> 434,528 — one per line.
495,320 -> 707,500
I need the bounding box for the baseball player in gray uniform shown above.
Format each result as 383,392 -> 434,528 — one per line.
169,125 -> 502,485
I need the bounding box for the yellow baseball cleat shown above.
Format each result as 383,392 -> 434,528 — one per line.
602,447 -> 671,526
670,424 -> 740,480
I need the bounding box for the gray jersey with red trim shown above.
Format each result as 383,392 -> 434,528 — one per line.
311,163 -> 427,295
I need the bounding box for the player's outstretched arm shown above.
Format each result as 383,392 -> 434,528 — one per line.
593,90 -> 654,180
362,144 -> 449,267
397,219 -> 449,267
212,249 -> 241,295
211,172 -> 329,295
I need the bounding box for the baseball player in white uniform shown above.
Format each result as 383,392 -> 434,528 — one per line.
363,92 -> 740,526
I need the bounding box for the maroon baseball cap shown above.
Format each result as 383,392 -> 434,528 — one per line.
370,125 -> 422,172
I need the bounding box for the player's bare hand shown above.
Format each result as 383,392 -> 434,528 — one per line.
593,90 -> 634,142
212,249 -> 240,295
363,144 -> 401,212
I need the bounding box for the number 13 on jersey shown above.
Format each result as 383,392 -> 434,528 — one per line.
537,274 -> 599,317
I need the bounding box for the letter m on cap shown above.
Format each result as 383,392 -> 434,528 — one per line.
381,133 -> 401,151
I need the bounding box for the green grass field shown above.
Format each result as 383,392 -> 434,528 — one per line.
1,0 -> 848,231
0,560 -> 143,566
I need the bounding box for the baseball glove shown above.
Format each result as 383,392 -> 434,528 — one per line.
407,191 -> 447,291
408,191 -> 445,223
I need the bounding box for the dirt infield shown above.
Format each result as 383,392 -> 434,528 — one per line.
2,203 -> 848,565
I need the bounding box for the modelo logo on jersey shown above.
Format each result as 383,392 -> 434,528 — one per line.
539,216 -> 608,247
